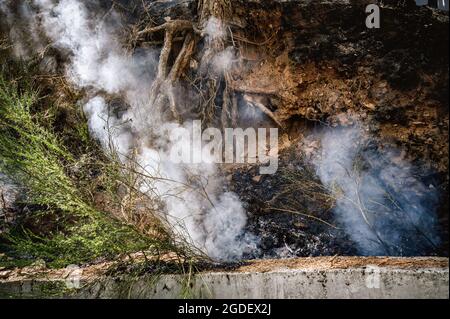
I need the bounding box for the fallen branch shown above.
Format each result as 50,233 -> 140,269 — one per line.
244,94 -> 284,128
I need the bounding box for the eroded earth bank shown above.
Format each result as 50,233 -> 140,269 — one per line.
0,0 -> 448,277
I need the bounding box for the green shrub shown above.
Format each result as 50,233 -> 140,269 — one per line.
0,69 -> 154,268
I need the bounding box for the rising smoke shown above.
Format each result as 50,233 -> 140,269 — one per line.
305,125 -> 441,256
0,0 -> 258,261
1,0 -> 442,259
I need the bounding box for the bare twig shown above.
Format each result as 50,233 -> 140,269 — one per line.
268,207 -> 340,229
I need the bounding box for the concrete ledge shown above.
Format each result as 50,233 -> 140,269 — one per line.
86,267 -> 449,299
1,257 -> 448,299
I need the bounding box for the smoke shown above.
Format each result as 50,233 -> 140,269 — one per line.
4,1 -> 441,260
204,17 -> 227,40
0,0 -> 257,261
0,0 -> 44,57
211,46 -> 235,73
83,97 -> 133,159
305,125 -> 441,256
0,173 -> 18,216
200,16 -> 238,75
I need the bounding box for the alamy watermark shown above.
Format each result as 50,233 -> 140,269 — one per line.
366,4 -> 381,29
169,121 -> 279,175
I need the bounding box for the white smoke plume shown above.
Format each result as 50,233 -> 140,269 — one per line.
211,46 -> 236,73
199,16 -> 238,75
305,125 -> 441,256
0,0 -> 257,261
204,17 -> 227,40
0,0 -> 44,57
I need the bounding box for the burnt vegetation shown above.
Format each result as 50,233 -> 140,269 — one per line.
0,0 -> 448,273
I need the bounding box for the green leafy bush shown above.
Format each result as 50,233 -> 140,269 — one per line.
0,69 -> 154,268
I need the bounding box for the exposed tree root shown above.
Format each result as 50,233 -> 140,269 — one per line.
139,20 -> 198,122
243,94 -> 284,128
136,0 -> 284,128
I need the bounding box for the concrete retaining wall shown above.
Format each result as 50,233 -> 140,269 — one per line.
1,265 -> 448,299
86,267 -> 449,299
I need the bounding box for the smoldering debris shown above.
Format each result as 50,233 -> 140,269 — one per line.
0,0 -> 258,261
229,123 -> 444,258
304,125 -> 442,256
0,0 -> 447,261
